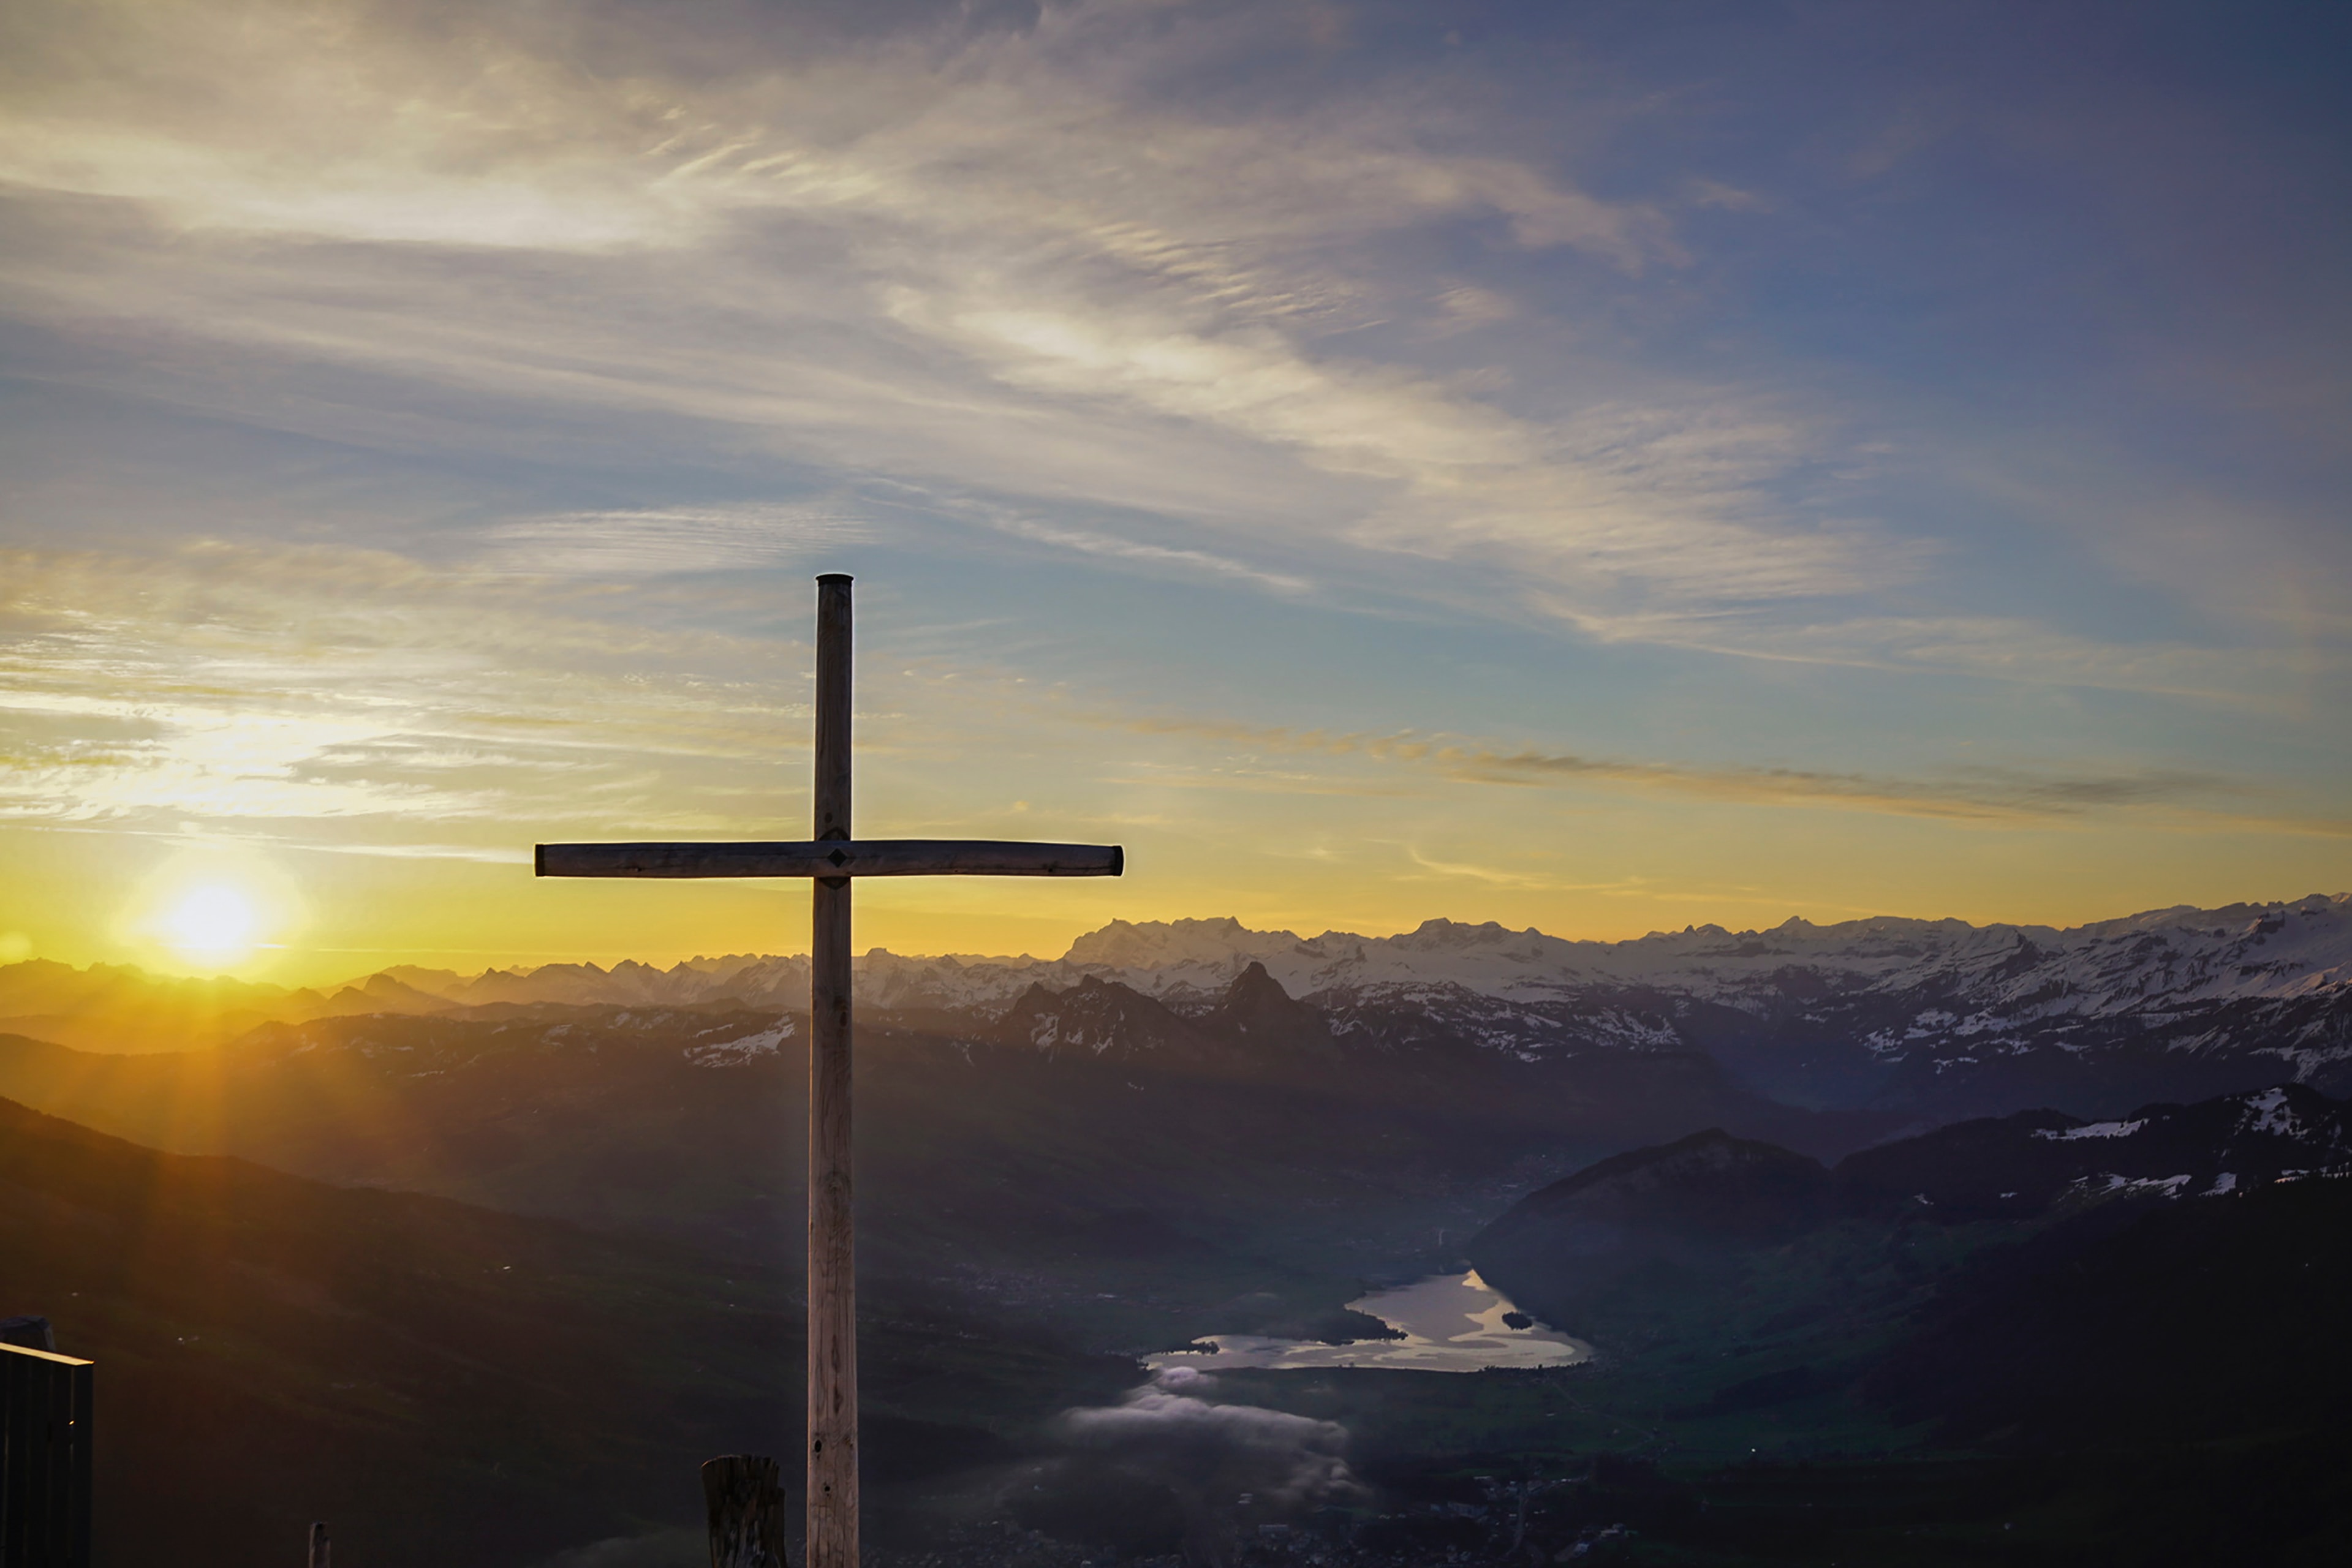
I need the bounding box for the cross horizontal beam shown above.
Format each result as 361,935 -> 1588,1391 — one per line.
534,839 -> 1123,880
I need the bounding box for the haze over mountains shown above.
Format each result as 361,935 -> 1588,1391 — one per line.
2,891 -> 2344,1344
11,894 -> 2346,1119
0,1093 -> 1127,1567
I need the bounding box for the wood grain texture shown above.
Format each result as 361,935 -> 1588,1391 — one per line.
534,840 -> 1122,879
701,1455 -> 785,1568
814,575 -> 853,846
807,573 -> 858,1568
806,875 -> 856,1568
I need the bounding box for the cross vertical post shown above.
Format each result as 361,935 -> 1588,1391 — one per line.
534,573 -> 1122,1568
807,573 -> 856,1567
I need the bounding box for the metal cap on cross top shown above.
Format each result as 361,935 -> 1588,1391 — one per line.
535,573 -> 1123,1568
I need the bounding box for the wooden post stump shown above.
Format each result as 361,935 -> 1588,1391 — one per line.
306,1521 -> 331,1568
703,1455 -> 785,1568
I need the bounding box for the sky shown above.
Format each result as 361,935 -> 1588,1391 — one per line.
2,0 -> 2348,985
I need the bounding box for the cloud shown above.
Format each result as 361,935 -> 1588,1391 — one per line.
1450,747 -> 2236,824
0,541 -> 808,837
1059,1368 -> 1356,1506
476,506 -> 869,578
1396,848 -> 1646,893
0,0 -> 1923,634
1076,706 -> 2273,827
975,512 -> 1315,595
1,0 -> 2343,955
4,530 -> 2316,872
1538,602 -> 2332,704
2,0 -> 2337,712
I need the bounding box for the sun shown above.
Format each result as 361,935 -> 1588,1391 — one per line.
162,885 -> 258,957
120,854 -> 302,977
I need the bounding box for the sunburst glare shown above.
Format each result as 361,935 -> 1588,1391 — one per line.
161,884 -> 259,957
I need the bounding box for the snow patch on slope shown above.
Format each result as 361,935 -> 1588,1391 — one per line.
684,1022 -> 793,1067
2240,1087 -> 2299,1138
2035,1119 -> 2148,1142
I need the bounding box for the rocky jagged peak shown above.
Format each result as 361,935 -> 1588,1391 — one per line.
1222,960 -> 1287,1003
1004,973 -> 1173,1023
1991,935 -> 2048,978
996,973 -> 1210,1059
1002,979 -> 1058,1014
1211,961 -> 1334,1046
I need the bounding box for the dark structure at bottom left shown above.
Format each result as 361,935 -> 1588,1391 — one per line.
2,1316 -> 93,1568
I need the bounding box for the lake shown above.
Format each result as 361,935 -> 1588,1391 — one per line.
1142,1270 -> 1590,1373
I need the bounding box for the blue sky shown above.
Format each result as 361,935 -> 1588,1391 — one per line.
1,0 -> 2346,978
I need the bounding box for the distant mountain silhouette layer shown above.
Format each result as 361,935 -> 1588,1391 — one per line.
0,957 -> 1880,1351
0,957 -> 455,1053
1468,1082 -> 2352,1330
1458,1085 -> 2352,1560
9,892 -> 2347,1118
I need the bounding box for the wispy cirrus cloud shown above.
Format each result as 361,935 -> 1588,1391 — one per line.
1073,705 -> 2305,829
477,507 -> 869,577
0,542 -> 807,837
1448,745 -> 2237,824
1536,602 -> 2335,705
983,514 -> 1315,594
0,0 -> 1897,631
11,0 -> 2316,712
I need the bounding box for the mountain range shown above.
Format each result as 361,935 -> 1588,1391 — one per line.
1468,1082 -> 2352,1329
10,894 -> 2348,1121
9,891 -> 2352,1563
1451,1084 -> 2352,1567
0,956 -> 1865,1352
19,1064 -> 2351,1565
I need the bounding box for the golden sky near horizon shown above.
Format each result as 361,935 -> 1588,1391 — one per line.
2,1 -> 2348,986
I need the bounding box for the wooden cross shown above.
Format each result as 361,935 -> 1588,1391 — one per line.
536,574 -> 1122,1568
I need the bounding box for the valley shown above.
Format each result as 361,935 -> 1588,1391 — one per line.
2,897 -> 2348,1564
